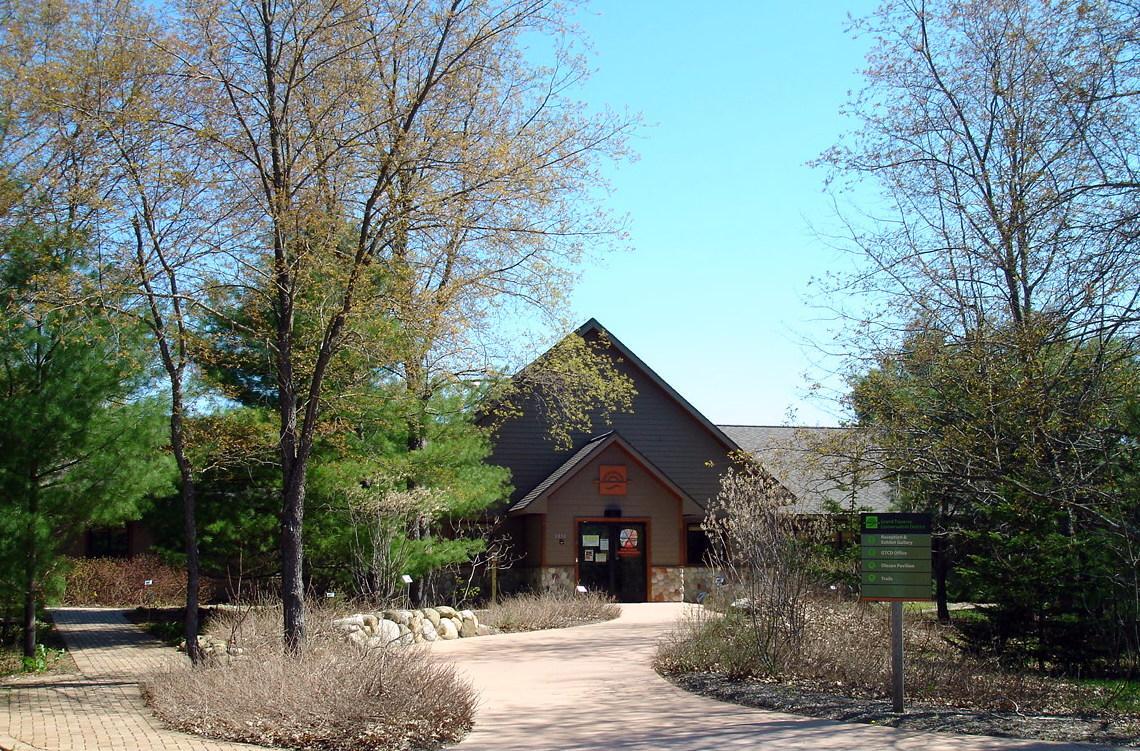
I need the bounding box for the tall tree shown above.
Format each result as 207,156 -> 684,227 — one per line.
177,0 -> 630,650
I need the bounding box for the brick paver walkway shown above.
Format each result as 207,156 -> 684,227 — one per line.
1,609 -> 257,751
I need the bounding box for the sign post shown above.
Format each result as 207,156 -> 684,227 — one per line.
860,513 -> 932,714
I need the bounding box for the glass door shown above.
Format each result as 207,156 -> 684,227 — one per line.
577,521 -> 646,602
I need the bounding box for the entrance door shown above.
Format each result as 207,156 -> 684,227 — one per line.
577,521 -> 647,602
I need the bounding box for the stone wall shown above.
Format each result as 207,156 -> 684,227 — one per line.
650,567 -> 684,602
333,606 -> 492,649
538,566 -> 574,592
681,566 -> 719,602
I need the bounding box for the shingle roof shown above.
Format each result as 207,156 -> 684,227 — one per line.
719,425 -> 895,514
508,432 -> 614,512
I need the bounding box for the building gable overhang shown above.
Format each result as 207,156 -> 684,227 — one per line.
575,318 -> 742,457
508,431 -> 704,516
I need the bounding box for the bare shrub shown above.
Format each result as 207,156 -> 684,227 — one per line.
702,465 -> 815,673
658,598 -> 1091,713
61,556 -> 209,607
481,590 -> 619,632
144,599 -> 475,750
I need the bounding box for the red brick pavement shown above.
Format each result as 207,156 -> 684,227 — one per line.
1,608 -> 258,751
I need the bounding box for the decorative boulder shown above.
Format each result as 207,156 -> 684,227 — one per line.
423,608 -> 441,627
362,613 -> 379,628
382,609 -> 412,626
476,624 -> 492,637
376,618 -> 401,646
333,615 -> 365,630
418,619 -> 439,642
397,624 -> 414,646
435,605 -> 458,618
437,618 -> 459,640
347,629 -> 369,647
460,613 -> 478,638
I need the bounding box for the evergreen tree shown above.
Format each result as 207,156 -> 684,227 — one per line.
0,223 -> 171,657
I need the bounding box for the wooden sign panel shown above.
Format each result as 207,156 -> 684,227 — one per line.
599,465 -> 627,495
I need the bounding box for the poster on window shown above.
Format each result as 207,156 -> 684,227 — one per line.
617,527 -> 640,557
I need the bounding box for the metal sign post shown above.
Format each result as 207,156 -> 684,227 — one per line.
860,513 -> 932,715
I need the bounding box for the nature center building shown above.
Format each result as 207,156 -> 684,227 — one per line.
488,319 -> 891,603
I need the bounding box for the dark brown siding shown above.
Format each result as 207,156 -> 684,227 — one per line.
487,328 -> 736,510
543,443 -> 682,566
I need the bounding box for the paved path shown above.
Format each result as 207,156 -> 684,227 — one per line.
1,608 -> 256,751
1,605 -> 1124,751
431,603 -> 1122,751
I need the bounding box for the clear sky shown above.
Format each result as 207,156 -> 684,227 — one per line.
546,1 -> 880,427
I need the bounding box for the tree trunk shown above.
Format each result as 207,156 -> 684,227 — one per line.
934,531 -> 951,623
166,375 -> 204,665
22,565 -> 36,659
22,481 -> 38,659
280,461 -> 306,655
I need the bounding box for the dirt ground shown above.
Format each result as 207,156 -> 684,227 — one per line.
668,672 -> 1140,748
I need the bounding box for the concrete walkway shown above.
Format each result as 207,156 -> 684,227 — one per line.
1,605 -> 1124,751
1,608 -> 257,751
431,603 -> 1123,751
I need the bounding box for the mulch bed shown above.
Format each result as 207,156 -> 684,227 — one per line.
667,671 -> 1140,748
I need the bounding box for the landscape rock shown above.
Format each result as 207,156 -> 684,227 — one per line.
333,615 -> 365,629
419,619 -> 439,642
435,605 -> 458,618
437,618 -> 459,640
377,618 -> 401,645
423,608 -> 441,627
460,614 -> 478,638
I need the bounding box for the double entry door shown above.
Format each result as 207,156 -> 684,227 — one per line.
577,520 -> 647,602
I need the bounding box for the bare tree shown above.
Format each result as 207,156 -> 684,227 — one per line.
820,0 -> 1140,656
173,0 -> 630,651
703,465 -> 814,674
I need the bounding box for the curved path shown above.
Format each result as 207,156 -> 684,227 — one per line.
431,603 -> 1122,751
0,605 -> 1124,751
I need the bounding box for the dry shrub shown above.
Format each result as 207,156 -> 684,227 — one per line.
143,600 -> 475,751
61,556 -> 208,607
481,590 -> 620,632
657,598 -> 1091,714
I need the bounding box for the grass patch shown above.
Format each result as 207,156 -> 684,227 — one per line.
480,591 -> 620,632
1072,679 -> 1140,713
0,616 -> 76,676
143,601 -> 475,751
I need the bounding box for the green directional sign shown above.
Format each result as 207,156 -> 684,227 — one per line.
860,513 -> 932,602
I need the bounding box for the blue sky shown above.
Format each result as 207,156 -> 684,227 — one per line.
546,1 -> 880,426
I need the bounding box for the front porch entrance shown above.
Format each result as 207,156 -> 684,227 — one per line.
577,520 -> 647,602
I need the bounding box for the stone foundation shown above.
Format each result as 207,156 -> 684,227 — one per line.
650,567 -> 684,602
538,566 -> 575,592
681,566 -> 719,602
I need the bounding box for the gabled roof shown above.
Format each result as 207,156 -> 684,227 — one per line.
718,425 -> 894,514
509,430 -> 702,514
575,318 -> 741,455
